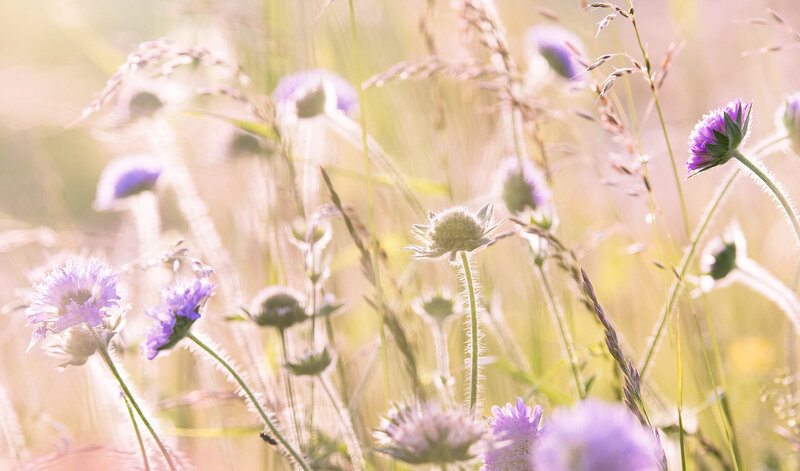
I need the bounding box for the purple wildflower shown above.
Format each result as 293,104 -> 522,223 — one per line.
483,397 -> 543,471
94,154 -> 163,211
273,69 -> 359,118
143,277 -> 215,360
687,99 -> 752,176
778,92 -> 800,154
498,157 -> 551,215
26,258 -> 121,347
533,400 -> 661,471
525,25 -> 584,81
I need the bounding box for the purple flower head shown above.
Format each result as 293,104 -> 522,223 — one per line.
143,277 -> 215,360
94,154 -> 163,211
778,92 -> 800,154
533,400 -> 661,471
687,99 -> 752,176
525,25 -> 584,81
482,397 -> 543,471
498,157 -> 551,216
26,258 -> 121,347
273,69 -> 359,118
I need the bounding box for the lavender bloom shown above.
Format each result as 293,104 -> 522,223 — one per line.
687,99 -> 752,176
26,258 -> 121,346
483,398 -> 543,471
143,277 -> 215,360
533,400 -> 661,471
525,25 -> 584,81
778,92 -> 800,154
498,157 -> 551,216
374,401 -> 488,465
273,69 -> 359,118
94,154 -> 163,211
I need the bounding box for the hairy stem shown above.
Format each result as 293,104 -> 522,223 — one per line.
278,329 -> 302,446
458,251 -> 480,413
319,375 -> 366,471
186,333 -> 311,471
122,393 -> 150,471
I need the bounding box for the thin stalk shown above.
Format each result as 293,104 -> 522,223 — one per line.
624,0 -> 691,239
122,393 -> 150,471
676,308 -> 687,471
432,321 -> 454,404
458,251 -> 481,413
92,336 -> 176,471
732,149 -> 800,248
536,263 -> 585,399
639,168 -> 738,376
278,329 -> 302,445
346,0 -> 392,407
735,259 -> 800,335
318,375 -> 366,471
186,333 -> 311,471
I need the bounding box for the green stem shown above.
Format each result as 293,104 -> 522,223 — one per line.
676,310 -> 687,471
536,263 -> 585,399
432,321 -> 454,404
93,337 -> 176,471
458,251 -> 480,413
346,0 -> 392,410
122,393 -> 150,471
278,329 -> 302,446
318,375 -> 366,471
732,149 -> 800,247
187,333 -> 311,471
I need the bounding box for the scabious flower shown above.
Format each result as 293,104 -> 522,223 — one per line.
94,154 -> 163,211
248,286 -> 308,329
498,157 -> 551,216
405,203 -> 497,261
143,277 -> 215,360
374,401 -> 488,465
533,400 -> 661,471
273,69 -> 359,118
483,398 -> 543,471
26,258 -> 121,347
524,25 -> 584,81
701,223 -> 746,284
777,92 -> 800,154
44,325 -> 116,368
687,99 -> 753,176
285,346 -> 334,377
412,292 -> 459,325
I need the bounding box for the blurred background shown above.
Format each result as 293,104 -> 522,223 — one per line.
3,0 -> 800,469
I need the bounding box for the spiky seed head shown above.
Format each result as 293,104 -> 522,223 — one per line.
44,325 -> 115,368
405,203 -> 497,260
374,401 -> 488,465
413,293 -> 459,325
285,346 -> 334,376
687,99 -> 752,176
778,92 -> 800,155
250,286 -> 308,329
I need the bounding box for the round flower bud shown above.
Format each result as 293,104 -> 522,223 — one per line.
406,203 -> 496,260
285,346 -> 334,376
128,90 -> 164,121
413,293 -> 459,325
777,92 -> 800,155
700,223 -> 746,286
250,286 -> 308,329
228,131 -> 269,159
687,99 -> 752,176
498,157 -> 551,216
273,69 -> 358,119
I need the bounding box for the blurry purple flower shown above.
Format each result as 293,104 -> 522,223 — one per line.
143,277 -> 215,360
687,99 -> 752,176
498,157 -> 551,215
26,258 -> 121,347
273,69 -> 359,118
778,92 -> 800,154
533,400 -> 661,471
374,401 -> 488,465
483,397 -> 543,471
94,154 -> 163,211
525,25 -> 584,81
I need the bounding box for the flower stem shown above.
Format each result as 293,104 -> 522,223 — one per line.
122,393 -> 150,471
318,375 -> 366,471
186,333 -> 311,471
732,149 -> 800,248
93,337 -> 176,471
278,329 -> 302,446
536,263 -> 585,399
432,321 -> 454,404
458,251 -> 480,414
736,258 -> 800,335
